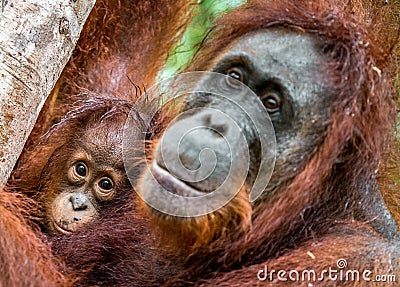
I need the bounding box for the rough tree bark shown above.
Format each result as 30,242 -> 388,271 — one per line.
0,0 -> 95,186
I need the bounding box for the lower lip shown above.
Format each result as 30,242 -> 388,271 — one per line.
150,161 -> 206,197
53,220 -> 72,235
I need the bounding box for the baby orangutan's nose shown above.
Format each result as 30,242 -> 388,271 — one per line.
69,193 -> 89,211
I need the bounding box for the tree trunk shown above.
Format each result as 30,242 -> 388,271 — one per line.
0,0 -> 95,186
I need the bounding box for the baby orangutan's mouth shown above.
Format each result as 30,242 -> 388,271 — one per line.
150,160 -> 206,197
52,219 -> 72,235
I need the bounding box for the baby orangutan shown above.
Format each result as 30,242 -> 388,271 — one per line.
9,96 -> 139,234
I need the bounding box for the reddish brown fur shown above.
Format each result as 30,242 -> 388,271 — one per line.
194,225 -> 397,286
59,0 -> 193,96
0,192 -> 71,287
141,185 -> 252,251
26,0 -> 195,149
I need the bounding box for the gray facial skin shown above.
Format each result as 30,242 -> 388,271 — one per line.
143,28 -> 335,210
207,28 -> 333,164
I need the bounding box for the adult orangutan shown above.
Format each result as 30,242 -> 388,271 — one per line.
134,0 -> 400,286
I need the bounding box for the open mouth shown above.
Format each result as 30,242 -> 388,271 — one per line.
150,160 -> 206,197
53,219 -> 72,235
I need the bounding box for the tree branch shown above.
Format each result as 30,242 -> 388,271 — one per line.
0,0 -> 95,185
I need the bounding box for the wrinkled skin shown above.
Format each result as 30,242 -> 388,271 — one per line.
143,29 -> 338,227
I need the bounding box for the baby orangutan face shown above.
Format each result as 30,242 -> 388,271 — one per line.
42,117 -> 131,234
51,154 -> 123,234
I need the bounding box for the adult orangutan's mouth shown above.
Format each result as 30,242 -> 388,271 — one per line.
150,160 -> 206,197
